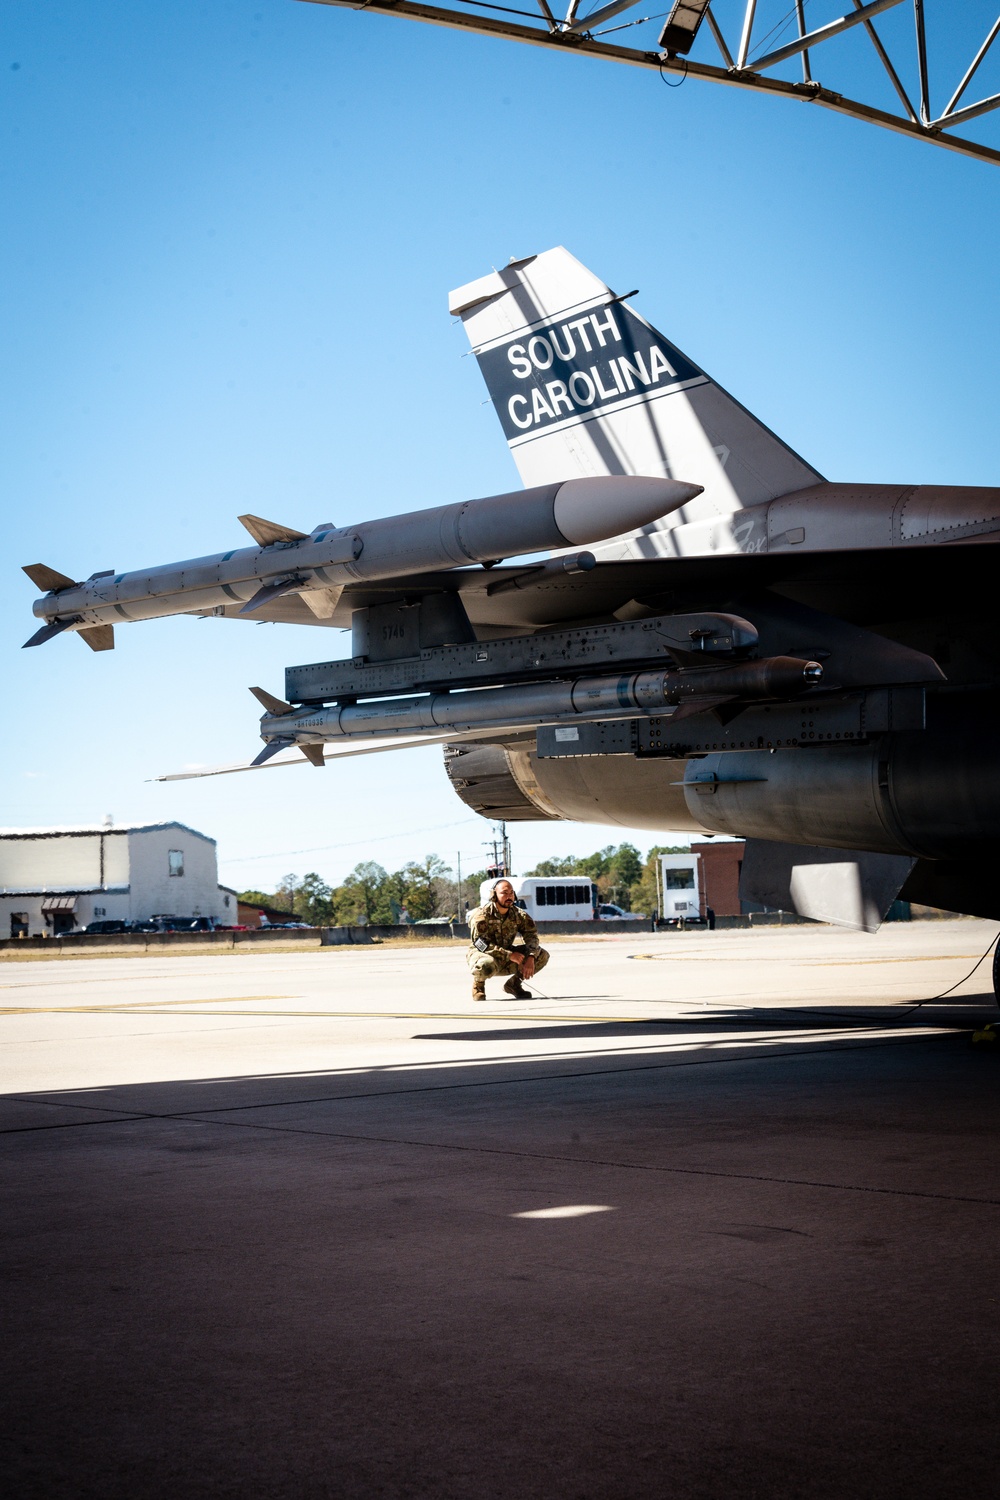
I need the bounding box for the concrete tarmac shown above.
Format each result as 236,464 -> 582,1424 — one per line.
3,920 -> 1000,1499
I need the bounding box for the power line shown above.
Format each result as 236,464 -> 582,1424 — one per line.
220,817 -> 482,865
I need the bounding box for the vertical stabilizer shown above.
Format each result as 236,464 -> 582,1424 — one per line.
450,248 -> 821,537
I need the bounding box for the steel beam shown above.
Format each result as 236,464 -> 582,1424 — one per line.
744,0 -> 905,76
794,0 -> 811,84
941,14 -> 1000,118
565,0 -> 642,36
913,0 -> 930,124
853,0 -> 918,125
936,89 -> 1000,131
736,0 -> 757,71
296,0 -> 1000,168
704,5 -> 734,69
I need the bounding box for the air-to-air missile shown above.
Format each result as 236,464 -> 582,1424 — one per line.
21,476 -> 702,651
249,656 -> 824,767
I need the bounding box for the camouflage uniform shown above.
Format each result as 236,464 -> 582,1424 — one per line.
467,898 -> 549,999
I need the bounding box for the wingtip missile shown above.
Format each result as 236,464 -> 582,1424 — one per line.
24,475 -> 704,644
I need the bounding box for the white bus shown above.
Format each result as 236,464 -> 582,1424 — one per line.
478,876 -> 598,923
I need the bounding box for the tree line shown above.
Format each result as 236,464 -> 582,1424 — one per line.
238,842 -> 688,926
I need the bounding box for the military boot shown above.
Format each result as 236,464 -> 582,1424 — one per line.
472,979 -> 487,1002
503,975 -> 532,1000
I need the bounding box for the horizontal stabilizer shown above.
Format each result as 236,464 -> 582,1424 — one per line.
249,685 -> 294,716
238,514 -> 309,547
740,839 -> 915,933
23,563 -> 78,593
238,576 -> 308,616
300,743 -> 326,768
22,617 -> 80,649
79,625 -> 115,652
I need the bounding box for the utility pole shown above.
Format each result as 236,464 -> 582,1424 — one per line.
483,822 -> 512,879
456,850 -> 463,920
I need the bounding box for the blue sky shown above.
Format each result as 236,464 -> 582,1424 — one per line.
3,1 -> 999,892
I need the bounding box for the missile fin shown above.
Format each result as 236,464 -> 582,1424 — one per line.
22,617 -> 81,649
250,736 -> 295,767
23,563 -> 78,593
300,585 -> 344,619
238,514 -> 309,547
299,743 -> 326,768
238,576 -> 309,616
78,625 -> 115,652
249,685 -> 295,716
664,697 -> 742,724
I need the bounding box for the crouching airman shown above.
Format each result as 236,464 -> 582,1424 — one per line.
467,878 -> 550,1002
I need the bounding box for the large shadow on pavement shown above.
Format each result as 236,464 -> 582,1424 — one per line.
4,1002 -> 1000,1500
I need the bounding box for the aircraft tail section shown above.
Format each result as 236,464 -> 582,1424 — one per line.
450,248 -> 821,531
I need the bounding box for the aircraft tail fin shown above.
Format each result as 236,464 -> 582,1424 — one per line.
450,248 -> 821,529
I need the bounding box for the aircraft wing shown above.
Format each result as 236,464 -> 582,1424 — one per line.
199,535 -> 1000,637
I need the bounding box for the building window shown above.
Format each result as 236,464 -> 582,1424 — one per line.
94,907 -> 106,917
11,913 -> 29,939
168,850 -> 184,877
224,894 -> 231,907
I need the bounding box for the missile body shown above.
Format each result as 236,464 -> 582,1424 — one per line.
24,476 -> 701,646
253,656 -> 822,762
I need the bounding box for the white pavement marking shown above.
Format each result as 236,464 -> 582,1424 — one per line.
513,1205 -> 614,1218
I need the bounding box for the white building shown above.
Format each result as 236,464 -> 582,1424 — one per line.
0,822 -> 236,937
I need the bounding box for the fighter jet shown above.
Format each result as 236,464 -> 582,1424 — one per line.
22,248 -> 1000,932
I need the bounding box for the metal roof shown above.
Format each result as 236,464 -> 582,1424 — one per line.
0,886 -> 130,897
0,822 -> 216,843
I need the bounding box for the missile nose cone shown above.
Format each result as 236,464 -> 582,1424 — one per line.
552,477 -> 704,546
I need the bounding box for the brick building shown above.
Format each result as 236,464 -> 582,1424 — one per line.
690,839 -> 745,917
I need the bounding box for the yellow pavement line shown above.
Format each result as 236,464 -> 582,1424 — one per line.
0,994 -> 292,1015
1,1005 -> 674,1020
0,1006 -> 959,1025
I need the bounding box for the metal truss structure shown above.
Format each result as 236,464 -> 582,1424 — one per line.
299,0 -> 1000,167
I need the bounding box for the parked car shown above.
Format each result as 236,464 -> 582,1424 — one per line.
154,916 -> 223,932
597,904 -> 646,920
58,919 -> 131,937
